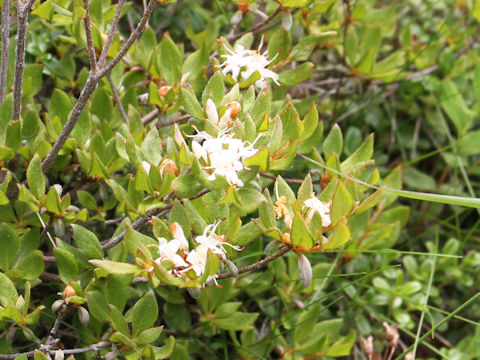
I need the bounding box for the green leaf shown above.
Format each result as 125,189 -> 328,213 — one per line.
160,35 -> 183,85
108,304 -> 129,335
87,290 -> 109,321
323,220 -> 350,250
0,273 -> 18,307
0,223 -> 19,271
49,89 -> 71,125
152,336 -> 175,359
54,248 -> 79,283
89,259 -> 140,275
132,291 -> 158,336
34,350 -> 49,360
298,174 -> 313,204
278,62 -> 314,86
71,224 -> 103,259
136,326 -> 164,344
323,124 -> 343,160
341,133 -> 373,172
15,250 -> 44,280
291,212 -> 314,249
325,331 -> 356,357
244,147 -> 269,172
212,311 -> 258,331
27,154 -> 45,199
181,85 -> 205,120
202,71 -> 224,106
331,180 -> 354,225
77,190 -> 98,211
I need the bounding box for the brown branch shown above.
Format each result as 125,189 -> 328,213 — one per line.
11,0 -> 36,120
107,74 -> 129,123
217,246 -> 290,280
97,0 -> 156,78
129,246 -> 292,285
228,6 -> 282,42
142,108 -> 159,125
41,0 -> 157,174
97,0 -> 125,69
82,0 -> 98,73
0,0 -> 10,104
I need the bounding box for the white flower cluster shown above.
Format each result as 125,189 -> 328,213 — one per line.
191,128 -> 258,187
220,39 -> 280,88
155,222 -> 240,280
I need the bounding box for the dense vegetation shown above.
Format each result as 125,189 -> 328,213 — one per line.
1,0 -> 479,359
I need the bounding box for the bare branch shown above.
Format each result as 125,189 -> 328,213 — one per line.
82,0 -> 98,72
98,0 -> 156,78
11,0 -> 36,120
129,246 -> 292,285
217,246 -> 290,281
41,0 -> 156,174
228,6 -> 282,42
97,0 -> 125,69
0,342 -> 110,359
142,108 -> 159,124
0,0 -> 10,104
41,74 -> 98,173
107,74 -> 129,123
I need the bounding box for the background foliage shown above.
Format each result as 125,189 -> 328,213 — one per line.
1,0 -> 480,359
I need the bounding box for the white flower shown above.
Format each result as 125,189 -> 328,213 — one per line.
194,220 -> 241,259
170,222 -> 189,251
185,248 -> 207,276
220,38 -> 279,88
191,128 -> 258,187
304,196 -> 332,227
204,99 -> 238,129
156,238 -> 188,268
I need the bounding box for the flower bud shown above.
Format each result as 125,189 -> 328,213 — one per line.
52,184 -> 63,196
281,11 -> 293,31
382,321 -> 399,347
62,284 -> 76,303
226,101 -> 241,119
360,336 -> 374,357
225,259 -> 239,277
404,351 -> 414,360
187,287 -> 201,299
77,306 -> 90,326
53,218 -> 65,238
231,10 -> 243,25
205,99 -> 219,125
297,253 -> 313,288
51,299 -> 65,313
54,350 -> 65,360
264,240 -> 281,253
238,0 -> 249,13
158,85 -> 172,97
159,158 -> 179,177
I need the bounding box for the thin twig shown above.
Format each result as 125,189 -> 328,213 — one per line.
217,246 -> 290,280
129,246 -> 292,285
0,0 -> 10,104
97,0 -> 125,69
0,342 -> 110,359
107,74 -> 129,123
11,0 -> 36,120
98,0 -> 156,78
155,0 -> 183,35
228,6 -> 282,42
46,310 -> 67,347
41,0 -> 157,174
142,108 -> 159,124
82,0 -> 98,73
